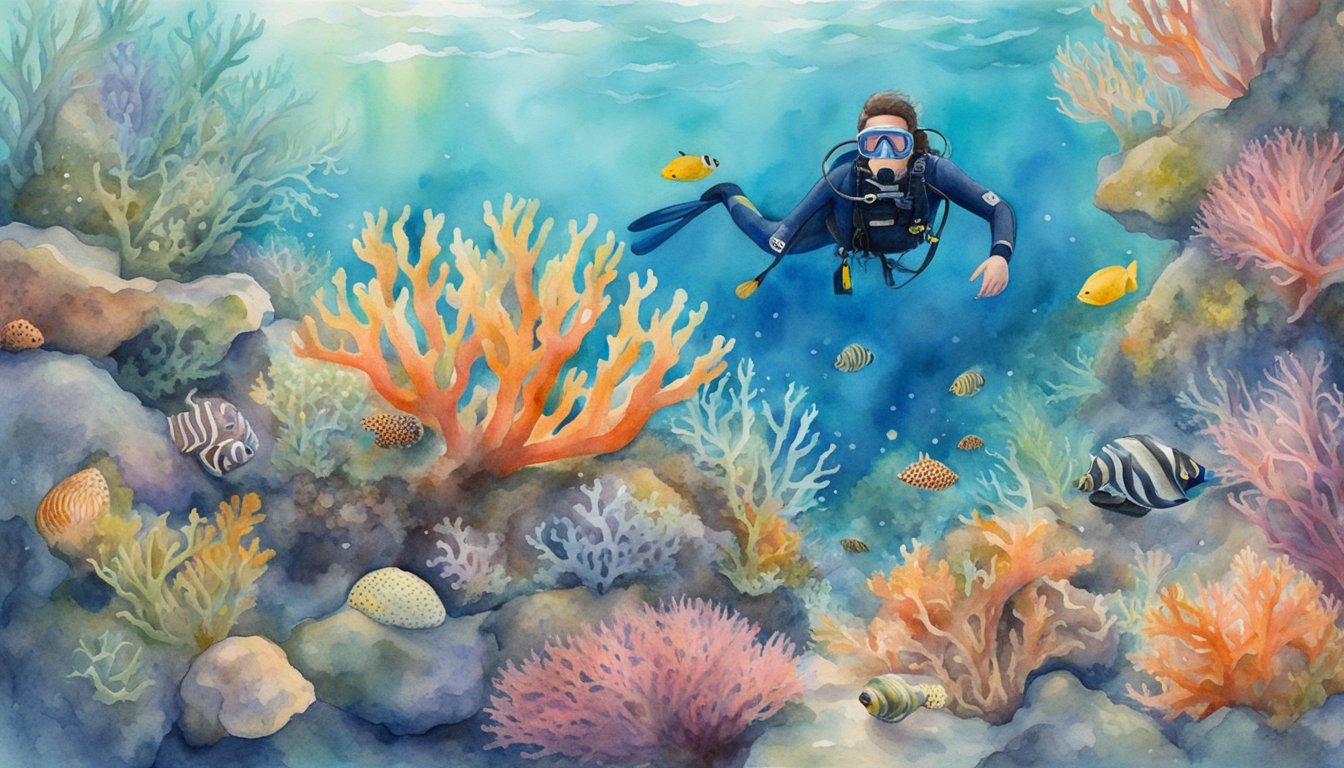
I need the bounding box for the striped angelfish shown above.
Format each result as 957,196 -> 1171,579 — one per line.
948,370 -> 985,397
1076,434 -> 1210,517
167,389 -> 260,477
834,343 -> 875,372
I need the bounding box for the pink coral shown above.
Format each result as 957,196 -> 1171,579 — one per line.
1129,547 -> 1344,727
483,597 -> 802,766
817,513 -> 1115,723
1180,352 -> 1344,594
1193,129 -> 1344,322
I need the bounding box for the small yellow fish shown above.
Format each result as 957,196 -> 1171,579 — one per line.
1078,260 -> 1138,306
949,370 -> 985,397
840,538 -> 870,553
661,152 -> 719,181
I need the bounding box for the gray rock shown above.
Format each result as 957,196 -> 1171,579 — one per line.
0,516 -> 68,625
178,635 -> 315,747
0,351 -> 221,518
1177,700 -> 1344,767
0,223 -> 272,359
284,606 -> 492,735
981,671 -> 1189,768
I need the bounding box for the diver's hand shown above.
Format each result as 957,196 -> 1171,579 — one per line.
970,255 -> 1009,298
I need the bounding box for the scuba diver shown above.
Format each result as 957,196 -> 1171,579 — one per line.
628,91 -> 1016,299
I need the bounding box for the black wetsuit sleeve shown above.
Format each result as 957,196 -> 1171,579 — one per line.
925,156 -> 1016,262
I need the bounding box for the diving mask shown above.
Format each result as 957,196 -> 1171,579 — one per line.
857,126 -> 914,160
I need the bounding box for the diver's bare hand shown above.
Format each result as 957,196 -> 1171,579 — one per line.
970,255 -> 1009,298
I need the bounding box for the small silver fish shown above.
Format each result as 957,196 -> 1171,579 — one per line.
834,343 -> 875,372
859,674 -> 948,723
949,370 -> 985,397
167,389 -> 259,477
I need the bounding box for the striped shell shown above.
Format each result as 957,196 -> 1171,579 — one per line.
957,434 -> 985,451
897,453 -> 958,491
859,674 -> 948,723
348,567 -> 445,629
360,414 -> 425,449
949,370 -> 985,397
35,468 -> 109,547
1,319 -> 44,352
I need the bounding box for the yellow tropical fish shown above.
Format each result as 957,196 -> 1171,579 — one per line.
1078,261 -> 1138,306
661,152 -> 719,181
949,370 -> 985,397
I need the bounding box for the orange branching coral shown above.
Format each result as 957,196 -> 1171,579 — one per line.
1129,548 -> 1344,727
90,493 -> 274,651
817,513 -> 1115,723
294,198 -> 733,476
721,502 -> 811,595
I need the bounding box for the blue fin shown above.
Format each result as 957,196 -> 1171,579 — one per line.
628,199 -> 714,232
1089,491 -> 1151,518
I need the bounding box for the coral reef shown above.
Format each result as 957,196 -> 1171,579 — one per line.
231,234 -> 332,319
527,478 -> 685,595
483,597 -> 803,766
114,321 -> 222,400
294,199 -> 732,476
90,493 -> 275,651
1049,37 -> 1184,149
426,516 -> 511,604
1180,352 -> 1344,594
1129,547 -> 1344,727
68,629 -> 154,705
817,513 -> 1116,724
1193,129 -> 1344,322
990,386 -> 1091,508
250,349 -> 368,479
720,501 -> 812,596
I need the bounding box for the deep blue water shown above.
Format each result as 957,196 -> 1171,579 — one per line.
223,0 -> 1169,539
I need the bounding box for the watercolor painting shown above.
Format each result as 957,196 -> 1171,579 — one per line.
2,0 -> 1343,765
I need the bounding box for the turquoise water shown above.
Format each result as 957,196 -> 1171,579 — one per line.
231,0 -> 1168,543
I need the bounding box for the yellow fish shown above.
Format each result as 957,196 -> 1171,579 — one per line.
1078,261 -> 1138,306
661,152 -> 719,181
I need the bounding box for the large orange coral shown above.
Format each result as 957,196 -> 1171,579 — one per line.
1129,547 -> 1344,727
817,513 -> 1115,723
294,198 -> 732,476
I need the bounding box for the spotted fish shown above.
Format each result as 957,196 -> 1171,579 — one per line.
840,537 -> 870,553
859,674 -> 948,724
834,343 -> 875,373
957,434 -> 985,451
361,413 -> 425,449
898,453 -> 958,491
1076,434 -> 1211,517
949,370 -> 985,397
167,389 -> 259,477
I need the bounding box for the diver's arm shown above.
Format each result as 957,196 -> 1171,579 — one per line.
925,156 -> 1016,260
767,164 -> 846,253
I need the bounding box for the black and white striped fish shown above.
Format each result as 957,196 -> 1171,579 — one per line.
834,343 -> 875,372
167,389 -> 260,477
1076,434 -> 1211,517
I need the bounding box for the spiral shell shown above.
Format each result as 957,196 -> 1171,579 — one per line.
35,468 -> 110,547
859,674 -> 948,723
1,319 -> 44,352
897,453 -> 958,491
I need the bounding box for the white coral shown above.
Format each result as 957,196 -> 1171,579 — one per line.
426,516 -> 511,603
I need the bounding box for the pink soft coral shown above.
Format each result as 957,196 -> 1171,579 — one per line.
483,597 -> 802,766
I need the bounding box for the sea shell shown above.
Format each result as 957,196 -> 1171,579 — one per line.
957,434 -> 985,451
1,319 -> 44,352
840,538 -> 870,553
859,673 -> 949,723
347,567 -> 446,629
360,413 -> 425,449
897,453 -> 958,491
35,468 -> 110,547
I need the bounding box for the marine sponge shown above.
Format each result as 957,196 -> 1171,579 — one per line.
347,567 -> 446,629
1,318 -> 44,351
897,453 -> 958,490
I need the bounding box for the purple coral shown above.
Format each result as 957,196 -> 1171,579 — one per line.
98,42 -> 162,163
483,597 -> 803,765
526,479 -> 684,595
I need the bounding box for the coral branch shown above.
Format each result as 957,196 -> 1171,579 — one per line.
1193,129 -> 1344,322
294,198 -> 733,476
1049,37 -> 1184,148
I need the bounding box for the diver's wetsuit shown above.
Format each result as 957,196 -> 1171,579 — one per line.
630,150 -> 1016,264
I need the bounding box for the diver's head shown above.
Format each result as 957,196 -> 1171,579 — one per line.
857,91 -> 931,154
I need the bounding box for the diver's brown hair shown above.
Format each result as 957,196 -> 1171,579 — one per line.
857,91 -> 931,154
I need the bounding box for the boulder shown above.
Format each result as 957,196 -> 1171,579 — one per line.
0,350 -> 225,518
178,636 -> 315,747
283,607 -> 491,735
0,224 -> 271,360
1176,695 -> 1344,768
0,517 -> 68,625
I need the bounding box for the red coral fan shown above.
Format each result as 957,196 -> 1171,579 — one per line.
483,597 -> 802,766
818,513 -> 1115,724
1129,548 -> 1344,727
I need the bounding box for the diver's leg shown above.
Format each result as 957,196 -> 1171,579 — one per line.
703,183 -> 779,253
628,183 -> 781,255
